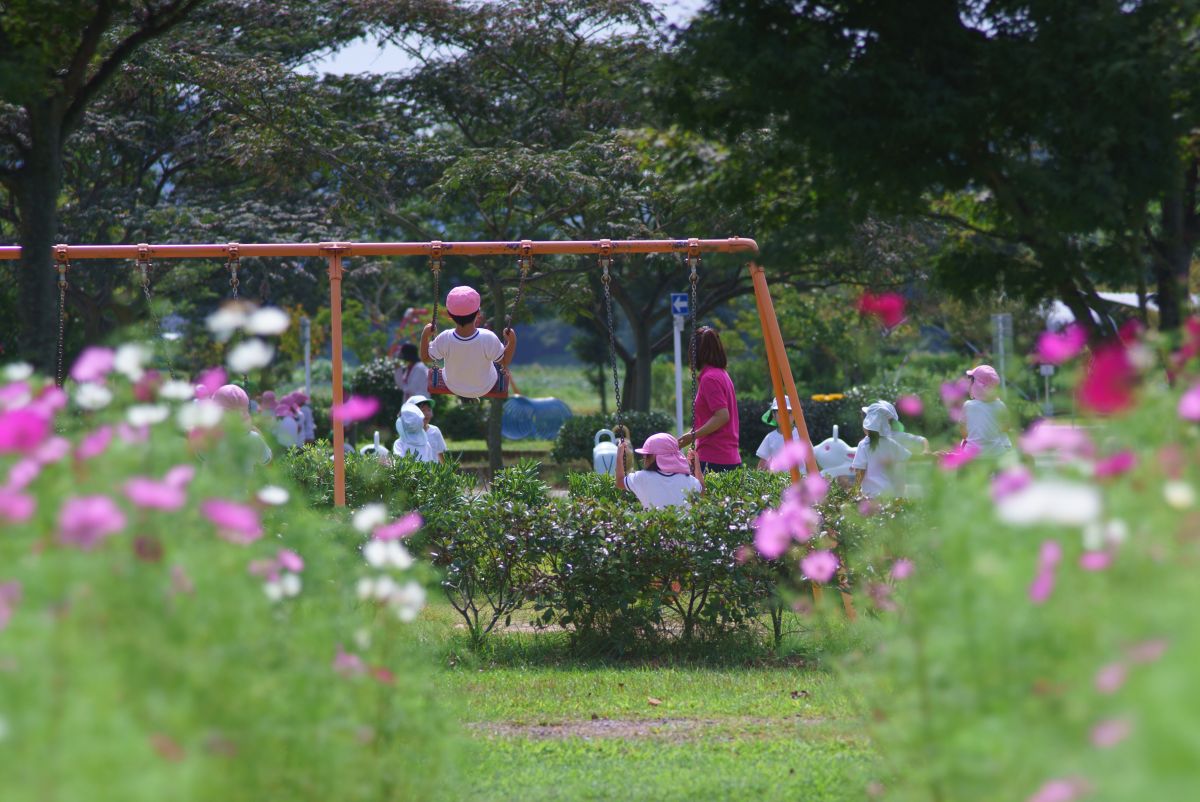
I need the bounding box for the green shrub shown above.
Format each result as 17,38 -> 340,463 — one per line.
486,458 -> 549,507
435,397 -> 488,441
348,356 -> 405,428
551,410 -> 674,463
566,471 -> 624,503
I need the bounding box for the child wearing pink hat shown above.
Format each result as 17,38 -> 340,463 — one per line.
962,364 -> 1012,457
420,285 -> 517,398
615,432 -> 704,509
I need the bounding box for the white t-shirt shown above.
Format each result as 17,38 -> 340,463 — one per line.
248,429 -> 273,465
299,405 -> 315,442
428,329 -> 505,398
274,415 -> 302,448
426,424 -> 446,461
394,361 -> 430,403
756,428 -> 807,475
625,470 -> 702,509
963,399 -> 1012,457
850,435 -> 911,498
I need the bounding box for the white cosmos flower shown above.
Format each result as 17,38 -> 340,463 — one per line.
1164,481 -> 1196,510
177,399 -> 223,431
1083,519 -> 1129,551
263,581 -> 285,603
372,575 -> 399,601
2,362 -> 33,382
356,577 -> 374,601
113,343 -> 151,381
995,479 -> 1102,527
158,380 -> 195,401
353,503 -> 389,534
74,382 -> 113,410
353,628 -> 372,650
280,573 -> 302,597
256,485 -> 290,506
126,404 -> 169,427
206,302 -> 253,342
245,307 -> 290,336
364,540 -> 413,570
391,580 -> 426,622
227,338 -> 274,373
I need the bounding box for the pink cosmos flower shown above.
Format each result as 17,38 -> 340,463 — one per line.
333,645 -> 367,678
1127,639 -> 1168,664
858,499 -> 880,517
200,499 -> 263,545
1019,420 -> 1095,460
0,581 -> 21,631
195,367 -> 226,399
896,394 -> 923,417
1093,450 -> 1136,479
1094,662 -> 1127,694
58,495 -> 127,550
991,466 -> 1032,502
1026,777 -> 1091,802
0,381 -> 31,410
374,511 -> 423,541
278,549 -> 304,572
754,509 -> 794,559
1079,551 -> 1113,572
332,395 -> 380,423
940,378 -> 971,423
124,477 -> 186,511
76,425 -> 114,460
6,458 -> 40,491
857,291 -> 906,329
768,438 -> 812,473
1038,540 -> 1062,570
34,436 -> 70,466
890,558 -> 915,581
1177,383 -> 1200,422
0,488 -> 35,523
31,385 -> 67,416
939,442 -> 980,471
1090,717 -> 1132,749
164,464 -> 196,489
1035,324 -> 1087,365
1077,344 -> 1134,415
70,346 -> 115,383
1158,444 -> 1186,479
0,408 -> 50,454
801,550 -> 839,583
1028,570 -> 1056,604
117,423 -> 150,444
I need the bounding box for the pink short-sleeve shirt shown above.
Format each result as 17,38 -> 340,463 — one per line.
694,366 -> 741,465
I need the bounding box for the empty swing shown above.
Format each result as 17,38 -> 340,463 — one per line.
425,241 -> 530,400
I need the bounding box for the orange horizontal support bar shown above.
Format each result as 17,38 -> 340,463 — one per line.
0,237 -> 758,262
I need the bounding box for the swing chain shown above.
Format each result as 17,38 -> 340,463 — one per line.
54,246 -> 70,388
687,242 -> 700,436
226,242 -> 240,298
599,242 -> 623,425
429,241 -> 443,330
505,240 -> 532,331
136,245 -> 177,380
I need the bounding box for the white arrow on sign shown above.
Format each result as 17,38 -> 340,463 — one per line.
670,293 -> 689,315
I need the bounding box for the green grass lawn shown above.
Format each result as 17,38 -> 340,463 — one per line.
414,602 -> 875,801
445,438 -> 555,452
511,363 -> 609,416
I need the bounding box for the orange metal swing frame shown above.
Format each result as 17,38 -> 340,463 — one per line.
0,237 -> 821,515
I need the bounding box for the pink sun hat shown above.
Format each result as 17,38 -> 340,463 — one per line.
634,432 -> 690,475
966,364 -> 1001,399
446,286 -> 481,317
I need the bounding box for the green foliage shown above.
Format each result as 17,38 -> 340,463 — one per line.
486,458 -> 549,508
436,397 -> 488,441
551,410 -> 675,464
566,471 -> 623,504
0,368 -> 459,801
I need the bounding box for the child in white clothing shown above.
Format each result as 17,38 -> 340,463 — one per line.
392,401 -> 435,462
405,394 -> 447,463
421,285 -> 517,398
961,364 -> 1012,457
755,397 -> 807,474
851,402 -> 911,498
616,432 -> 704,509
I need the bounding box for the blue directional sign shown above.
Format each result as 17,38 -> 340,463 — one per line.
670,293 -> 689,316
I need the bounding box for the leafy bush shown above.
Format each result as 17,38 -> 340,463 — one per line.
550,410 -> 674,464
566,471 -> 624,503
435,397 -> 488,441
0,353 -> 458,801
348,356 -> 404,428
486,458 -> 549,507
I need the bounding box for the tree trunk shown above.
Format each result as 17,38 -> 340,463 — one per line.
15,101 -> 66,374
1154,188 -> 1192,332
486,270 -> 505,476
627,311 -> 653,412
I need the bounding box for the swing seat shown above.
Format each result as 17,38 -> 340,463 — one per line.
427,366 -> 510,400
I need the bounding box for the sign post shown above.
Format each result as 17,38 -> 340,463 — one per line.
670,293 -> 689,436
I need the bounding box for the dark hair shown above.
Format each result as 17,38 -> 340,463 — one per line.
399,342 -> 419,362
692,326 -> 727,370
866,430 -> 879,451
449,311 -> 477,326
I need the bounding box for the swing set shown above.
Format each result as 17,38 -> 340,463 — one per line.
0,237 -> 820,509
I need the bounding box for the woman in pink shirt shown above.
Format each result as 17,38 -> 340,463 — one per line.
677,327 -> 741,472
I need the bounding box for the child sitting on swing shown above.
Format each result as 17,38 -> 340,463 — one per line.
421,285 -> 517,399
615,433 -> 704,509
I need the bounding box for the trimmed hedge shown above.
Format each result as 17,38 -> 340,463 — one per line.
551,410 -> 675,463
